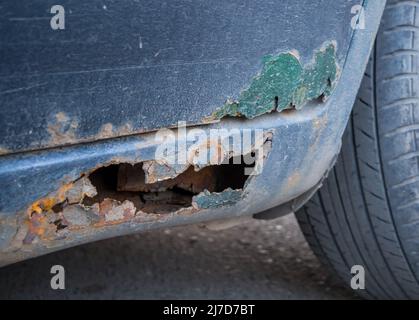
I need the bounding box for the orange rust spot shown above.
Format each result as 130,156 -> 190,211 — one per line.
28,198 -> 54,216
23,182 -> 75,244
27,182 -> 73,217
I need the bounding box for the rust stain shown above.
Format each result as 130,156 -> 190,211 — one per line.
312,115 -> 328,131
97,122 -> 134,140
45,113 -> 137,149
97,123 -> 114,139
309,113 -> 329,154
0,146 -> 10,155
47,112 -> 79,146
286,172 -> 301,190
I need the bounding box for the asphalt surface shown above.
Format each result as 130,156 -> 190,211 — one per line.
0,214 -> 357,299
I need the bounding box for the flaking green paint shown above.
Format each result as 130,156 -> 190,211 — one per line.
192,188 -> 242,209
210,42 -> 338,120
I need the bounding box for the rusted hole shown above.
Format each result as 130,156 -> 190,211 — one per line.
83,155 -> 254,214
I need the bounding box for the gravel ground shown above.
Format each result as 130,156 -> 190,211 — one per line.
0,213 -> 357,299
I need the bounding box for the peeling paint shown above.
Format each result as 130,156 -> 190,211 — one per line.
208,42 -> 338,120
192,188 -> 242,209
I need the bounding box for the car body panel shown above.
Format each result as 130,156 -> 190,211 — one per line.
0,0 -> 360,154
0,0 -> 386,265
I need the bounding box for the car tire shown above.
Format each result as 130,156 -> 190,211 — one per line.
296,0 -> 419,299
